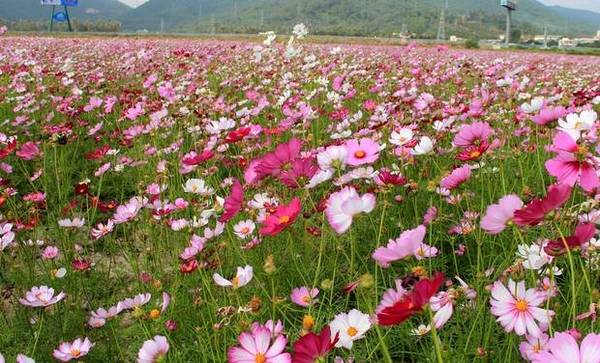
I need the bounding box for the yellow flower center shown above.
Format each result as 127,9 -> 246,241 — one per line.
149,309 -> 161,319
241,227 -> 250,234
354,150 -> 366,159
347,326 -> 359,337
70,349 -> 81,357
303,315 -> 315,330
469,150 -> 481,158
255,353 -> 266,363
302,295 -> 312,304
232,276 -> 240,288
515,299 -> 528,312
278,215 -> 290,224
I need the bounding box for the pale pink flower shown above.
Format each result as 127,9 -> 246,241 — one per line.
325,187 -> 376,234
52,337 -> 94,362
19,285 -> 66,307
41,246 -> 59,260
520,333 -> 550,361
137,335 -> 169,363
344,138 -> 380,166
213,265 -> 253,288
233,220 -> 256,239
532,332 -> 600,363
372,225 -> 437,267
480,195 -> 523,234
227,326 -> 291,363
290,287 -> 319,307
490,279 -> 553,337
120,293 -> 151,310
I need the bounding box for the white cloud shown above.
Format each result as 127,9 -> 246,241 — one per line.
118,0 -> 149,8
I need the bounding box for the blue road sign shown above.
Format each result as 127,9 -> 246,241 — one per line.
53,11 -> 67,22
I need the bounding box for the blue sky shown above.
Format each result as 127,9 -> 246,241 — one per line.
117,0 -> 600,13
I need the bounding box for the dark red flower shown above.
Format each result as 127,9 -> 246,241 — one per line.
72,259 -> 91,271
84,145 -> 111,160
180,259 -> 198,274
256,138 -> 303,179
292,326 -> 339,363
513,183 -> 572,226
279,157 -> 318,188
225,127 -> 251,143
545,223 -> 596,256
377,272 -> 445,326
182,149 -> 214,166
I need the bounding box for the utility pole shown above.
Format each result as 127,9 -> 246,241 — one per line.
210,14 -> 216,34
501,1 -> 517,45
437,0 -> 447,41
233,0 -> 238,18
259,9 -> 265,28
543,24 -> 548,48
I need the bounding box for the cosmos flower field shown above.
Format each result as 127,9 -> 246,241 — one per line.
0,31 -> 600,362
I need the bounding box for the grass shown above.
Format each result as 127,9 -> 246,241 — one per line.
0,33 -> 599,362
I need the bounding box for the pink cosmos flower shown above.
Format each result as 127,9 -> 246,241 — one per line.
480,194 -> 523,234
325,187 -> 376,234
213,265 -> 253,289
532,332 -> 600,363
430,291 -> 455,329
42,246 -> 59,260
137,335 -> 169,363
256,138 -> 303,178
53,337 -> 94,362
532,105 -> 568,126
440,165 -> 472,190
19,285 -> 66,307
520,333 -> 550,361
344,138 -> 380,166
228,326 -> 291,363
490,279 -> 553,337
279,157 -> 318,188
260,197 -> 301,236
16,142 -> 41,160
453,122 -> 492,148
545,132 -> 600,192
290,287 -> 319,307
372,225 -> 437,267
220,179 -> 244,223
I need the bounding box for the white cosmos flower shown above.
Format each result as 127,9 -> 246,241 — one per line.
411,136 -> 434,155
389,128 -> 414,146
410,324 -> 432,336
317,145 -> 348,170
306,169 -> 334,189
183,178 -> 213,196
557,110 -> 597,140
329,309 -> 372,349
213,265 -> 253,289
520,97 -> 544,114
233,220 -> 255,239
516,243 -> 551,270
58,217 -> 85,228
292,23 -> 308,39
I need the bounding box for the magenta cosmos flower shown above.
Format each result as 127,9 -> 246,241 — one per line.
545,132 -> 600,192
260,197 -> 301,236
19,285 -> 66,307
137,335 -> 169,363
325,187 -> 375,234
256,138 -> 303,178
452,121 -> 492,148
480,194 -> 523,234
228,326 -> 291,363
290,286 -> 319,307
344,138 -> 380,166
53,337 -> 94,362
532,332 -> 600,363
220,179 -> 244,223
490,279 -> 554,337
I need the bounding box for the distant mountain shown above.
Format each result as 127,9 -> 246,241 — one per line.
120,0 -> 600,38
548,5 -> 600,28
0,0 -> 131,22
